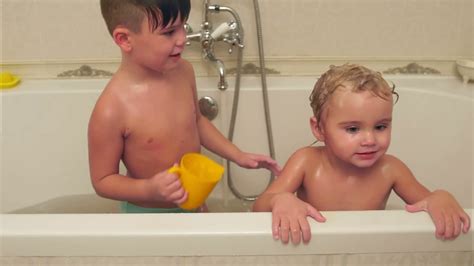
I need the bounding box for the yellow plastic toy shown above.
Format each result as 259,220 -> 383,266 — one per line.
0,72 -> 21,89
168,153 -> 224,210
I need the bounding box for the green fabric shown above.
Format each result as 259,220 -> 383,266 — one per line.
121,201 -> 196,213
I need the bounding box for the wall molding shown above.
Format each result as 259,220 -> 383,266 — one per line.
0,57 -> 460,80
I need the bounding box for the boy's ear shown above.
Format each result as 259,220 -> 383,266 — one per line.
113,26 -> 132,52
310,116 -> 325,142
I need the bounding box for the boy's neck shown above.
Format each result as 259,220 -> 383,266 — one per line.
118,57 -> 167,82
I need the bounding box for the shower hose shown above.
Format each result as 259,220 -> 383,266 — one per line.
226,0 -> 276,201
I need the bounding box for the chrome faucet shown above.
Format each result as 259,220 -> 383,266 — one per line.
186,1 -> 244,90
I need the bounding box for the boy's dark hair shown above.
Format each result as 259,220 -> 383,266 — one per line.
100,0 -> 191,36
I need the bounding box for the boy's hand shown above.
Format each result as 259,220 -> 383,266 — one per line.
271,192 -> 326,245
235,152 -> 282,176
149,164 -> 188,205
405,190 -> 470,240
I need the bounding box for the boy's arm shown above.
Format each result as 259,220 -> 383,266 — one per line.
196,115 -> 241,162
390,155 -> 470,239
88,98 -> 186,205
197,115 -> 281,175
253,149 -> 326,244
185,59 -> 280,175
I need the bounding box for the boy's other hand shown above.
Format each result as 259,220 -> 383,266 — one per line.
405,189 -> 470,240
271,192 -> 326,245
235,152 -> 282,176
149,164 -> 188,205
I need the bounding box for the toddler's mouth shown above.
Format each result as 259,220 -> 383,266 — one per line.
355,150 -> 378,159
357,151 -> 377,155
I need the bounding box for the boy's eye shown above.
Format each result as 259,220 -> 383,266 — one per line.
345,126 -> 359,133
375,124 -> 388,131
162,30 -> 175,36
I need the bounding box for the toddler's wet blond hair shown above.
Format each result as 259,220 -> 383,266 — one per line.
309,64 -> 397,124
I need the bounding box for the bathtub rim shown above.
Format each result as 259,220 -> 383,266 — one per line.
1,75 -> 472,93
1,209 -> 472,257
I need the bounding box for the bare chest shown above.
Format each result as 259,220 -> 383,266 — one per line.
300,170 -> 394,211
120,87 -> 201,177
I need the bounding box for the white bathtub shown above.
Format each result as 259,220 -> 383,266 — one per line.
1,76 -> 472,265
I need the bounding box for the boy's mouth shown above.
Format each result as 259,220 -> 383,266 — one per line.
170,53 -> 181,57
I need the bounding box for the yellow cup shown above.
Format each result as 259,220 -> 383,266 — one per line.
168,153 -> 224,210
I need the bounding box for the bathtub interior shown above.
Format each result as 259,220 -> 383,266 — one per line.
1,77 -> 473,261
1,76 -> 473,214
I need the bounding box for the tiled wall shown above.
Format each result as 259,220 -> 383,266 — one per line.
1,0 -> 473,78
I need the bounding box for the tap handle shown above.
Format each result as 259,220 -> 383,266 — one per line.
210,22 -> 232,40
184,23 -> 193,34
184,23 -> 197,46
185,33 -> 201,46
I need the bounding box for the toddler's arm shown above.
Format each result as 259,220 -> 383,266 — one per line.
405,190 -> 470,240
255,192 -> 325,244
253,149 -> 326,244
390,155 -> 470,240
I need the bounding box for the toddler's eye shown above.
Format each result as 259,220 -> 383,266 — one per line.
375,124 -> 388,131
345,126 -> 359,133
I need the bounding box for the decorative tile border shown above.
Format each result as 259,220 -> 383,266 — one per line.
383,62 -> 441,75
1,57 -> 458,80
227,63 -> 280,75
57,65 -> 113,78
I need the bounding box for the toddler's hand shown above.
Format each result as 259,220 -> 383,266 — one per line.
149,164 -> 188,205
235,152 -> 282,176
405,190 -> 470,240
271,192 -> 326,245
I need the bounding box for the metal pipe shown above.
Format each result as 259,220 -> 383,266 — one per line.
205,52 -> 227,90
203,0 -> 210,24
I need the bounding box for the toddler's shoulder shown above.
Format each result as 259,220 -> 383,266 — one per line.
379,154 -> 411,173
291,146 -> 324,162
382,154 -> 405,164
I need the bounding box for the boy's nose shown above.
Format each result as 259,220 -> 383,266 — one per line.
175,26 -> 187,46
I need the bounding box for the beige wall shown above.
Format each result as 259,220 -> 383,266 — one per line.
1,0 -> 473,78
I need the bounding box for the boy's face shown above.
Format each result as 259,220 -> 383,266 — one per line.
128,14 -> 187,72
315,85 -> 393,168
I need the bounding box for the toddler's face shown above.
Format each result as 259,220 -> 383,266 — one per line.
318,86 -> 393,168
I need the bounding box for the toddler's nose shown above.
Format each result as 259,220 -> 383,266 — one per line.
361,131 -> 376,146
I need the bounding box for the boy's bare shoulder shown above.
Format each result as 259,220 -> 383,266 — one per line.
179,58 -> 194,70
90,77 -> 127,125
172,58 -> 195,76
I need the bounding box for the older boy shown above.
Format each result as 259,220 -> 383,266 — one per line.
89,0 -> 280,213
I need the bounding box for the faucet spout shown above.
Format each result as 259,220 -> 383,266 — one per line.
205,52 -> 227,90
185,1 -> 244,90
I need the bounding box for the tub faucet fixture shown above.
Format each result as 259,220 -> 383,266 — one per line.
186,1 -> 244,90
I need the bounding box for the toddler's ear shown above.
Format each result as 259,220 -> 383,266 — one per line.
113,26 -> 132,52
310,116 -> 325,142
